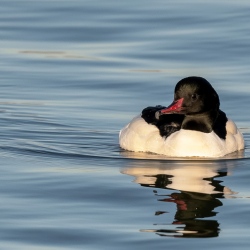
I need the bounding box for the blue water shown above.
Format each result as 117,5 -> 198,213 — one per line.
1,0 -> 250,249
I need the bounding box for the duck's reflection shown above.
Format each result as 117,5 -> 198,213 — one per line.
121,160 -> 238,238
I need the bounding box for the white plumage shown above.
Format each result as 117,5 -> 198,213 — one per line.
119,115 -> 244,158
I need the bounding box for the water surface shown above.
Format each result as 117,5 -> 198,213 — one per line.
0,0 -> 250,249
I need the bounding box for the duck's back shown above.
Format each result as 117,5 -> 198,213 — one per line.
119,115 -> 163,153
119,115 -> 244,158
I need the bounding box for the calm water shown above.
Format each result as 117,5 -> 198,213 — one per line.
1,0 -> 250,249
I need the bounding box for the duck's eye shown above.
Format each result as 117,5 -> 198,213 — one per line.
191,94 -> 198,101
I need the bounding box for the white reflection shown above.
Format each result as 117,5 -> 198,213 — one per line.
121,159 -> 238,238
122,161 -> 236,195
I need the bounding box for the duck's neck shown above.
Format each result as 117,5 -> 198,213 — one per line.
181,110 -> 218,133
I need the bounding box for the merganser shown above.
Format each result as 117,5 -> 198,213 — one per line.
119,76 -> 244,158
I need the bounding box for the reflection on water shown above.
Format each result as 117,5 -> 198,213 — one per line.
121,160 -> 238,238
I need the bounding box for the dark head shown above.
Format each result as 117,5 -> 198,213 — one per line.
158,76 -> 220,116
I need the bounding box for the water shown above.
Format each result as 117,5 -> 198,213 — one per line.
1,0 -> 250,249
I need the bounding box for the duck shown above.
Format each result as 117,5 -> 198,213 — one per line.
119,76 -> 244,158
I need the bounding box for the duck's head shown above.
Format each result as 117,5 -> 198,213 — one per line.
156,76 -> 220,118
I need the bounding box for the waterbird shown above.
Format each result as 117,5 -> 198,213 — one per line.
119,76 -> 244,157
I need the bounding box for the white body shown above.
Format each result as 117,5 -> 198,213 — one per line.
119,115 -> 244,158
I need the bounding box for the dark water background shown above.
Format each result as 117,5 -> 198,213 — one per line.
1,1 -> 250,249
